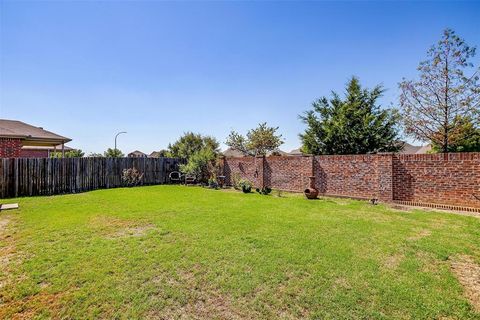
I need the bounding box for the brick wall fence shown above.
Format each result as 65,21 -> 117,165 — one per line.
222,153 -> 480,211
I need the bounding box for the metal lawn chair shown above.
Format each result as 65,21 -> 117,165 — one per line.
169,171 -> 182,184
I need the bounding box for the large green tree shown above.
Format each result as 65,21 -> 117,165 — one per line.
169,132 -> 220,183
88,152 -> 104,157
168,132 -> 219,159
399,29 -> 480,153
225,122 -> 284,156
431,116 -> 480,152
299,77 -> 401,155
50,149 -> 85,158
103,148 -> 124,158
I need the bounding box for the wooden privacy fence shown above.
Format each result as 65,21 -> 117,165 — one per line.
0,157 -> 185,198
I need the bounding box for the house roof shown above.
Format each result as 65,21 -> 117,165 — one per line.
398,142 -> 421,154
398,142 -> 432,154
289,148 -> 304,156
149,151 -> 162,158
0,119 -> 71,146
266,149 -> 289,156
415,144 -> 432,154
128,150 -> 147,157
222,148 -> 245,157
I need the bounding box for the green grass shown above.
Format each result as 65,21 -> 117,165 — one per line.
1,186 -> 479,319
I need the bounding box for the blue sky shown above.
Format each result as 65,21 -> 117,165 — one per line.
1,1 -> 479,154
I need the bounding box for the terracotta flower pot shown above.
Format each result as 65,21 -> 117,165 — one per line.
304,176 -> 319,199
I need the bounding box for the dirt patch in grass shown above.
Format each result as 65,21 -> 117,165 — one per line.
384,253 -> 404,270
407,229 -> 431,241
333,277 -> 352,290
162,290 -> 245,320
109,224 -> 155,238
450,255 -> 480,312
0,215 -> 19,290
0,216 -> 11,232
0,289 -> 70,320
415,251 -> 442,275
0,215 -> 63,319
147,271 -> 250,319
90,216 -> 155,239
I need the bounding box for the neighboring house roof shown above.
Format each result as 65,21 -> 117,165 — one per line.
415,144 -> 432,154
222,148 -> 245,157
149,151 -> 162,158
398,142 -> 422,154
267,149 -> 289,156
0,119 -> 71,146
128,150 -> 147,157
398,142 -> 432,154
289,148 -> 304,156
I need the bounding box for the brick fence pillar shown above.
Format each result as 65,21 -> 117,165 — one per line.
255,155 -> 265,188
377,153 -> 393,201
310,155 -> 315,176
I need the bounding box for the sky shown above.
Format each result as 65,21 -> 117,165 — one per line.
1,1 -> 479,155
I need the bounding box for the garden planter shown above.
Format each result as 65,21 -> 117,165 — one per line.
304,176 -> 319,199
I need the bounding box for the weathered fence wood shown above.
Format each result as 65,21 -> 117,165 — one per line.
0,157 -> 184,198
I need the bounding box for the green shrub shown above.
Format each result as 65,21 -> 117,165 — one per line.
207,177 -> 219,189
256,187 -> 272,195
122,168 -> 144,187
179,148 -> 216,183
238,179 -> 252,193
231,173 -> 242,190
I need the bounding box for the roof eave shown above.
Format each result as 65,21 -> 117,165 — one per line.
22,137 -> 72,146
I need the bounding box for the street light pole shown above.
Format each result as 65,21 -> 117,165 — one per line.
114,131 -> 127,151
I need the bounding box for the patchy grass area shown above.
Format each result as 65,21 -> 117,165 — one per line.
1,185 -> 479,319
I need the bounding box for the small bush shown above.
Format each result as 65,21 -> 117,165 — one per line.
207,177 -> 219,189
238,179 -> 252,193
122,168 -> 144,187
256,187 -> 272,195
231,173 -> 242,190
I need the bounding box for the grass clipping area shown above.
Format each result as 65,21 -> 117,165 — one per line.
0,185 -> 479,319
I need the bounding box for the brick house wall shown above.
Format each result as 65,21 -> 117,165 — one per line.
223,153 -> 480,209
0,138 -> 22,158
19,149 -> 49,158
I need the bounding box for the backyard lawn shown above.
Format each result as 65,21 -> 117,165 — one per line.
1,186 -> 479,319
